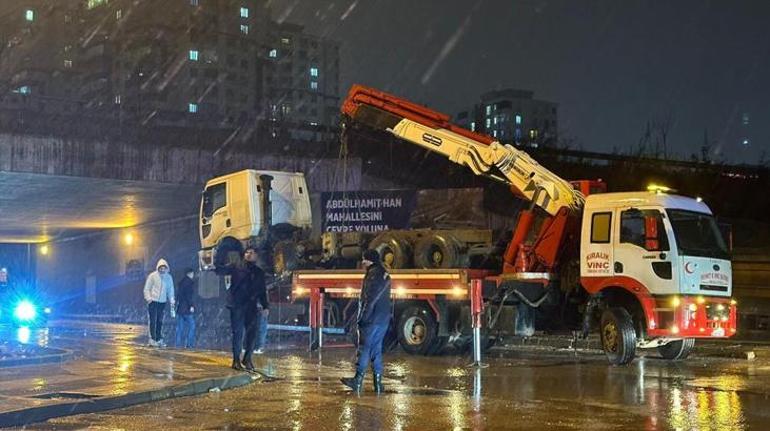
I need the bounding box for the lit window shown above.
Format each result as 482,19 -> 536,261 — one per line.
742,113 -> 750,125
492,130 -> 498,138
281,37 -> 291,44
485,118 -> 491,128
114,94 -> 121,104
485,105 -> 491,115
742,139 -> 749,146
310,67 -> 319,77
515,114 -> 522,125
310,81 -> 318,90
268,49 -> 278,58
189,50 -> 199,61
86,0 -> 108,9
189,103 -> 198,113
14,86 -> 30,94
493,116 -> 498,125
64,60 -> 73,68
240,7 -> 249,18
116,9 -> 122,19
310,122 -> 318,126
240,24 -> 249,34
470,121 -> 476,132
25,9 -> 34,21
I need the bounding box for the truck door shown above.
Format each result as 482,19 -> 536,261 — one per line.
201,182 -> 229,245
613,208 -> 678,295
581,211 -> 614,279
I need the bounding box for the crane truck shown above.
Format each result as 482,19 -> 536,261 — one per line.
199,85 -> 737,365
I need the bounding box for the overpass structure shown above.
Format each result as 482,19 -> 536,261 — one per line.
0,133 -> 359,243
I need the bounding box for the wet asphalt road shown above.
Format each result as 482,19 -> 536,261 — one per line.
7,322 -> 770,430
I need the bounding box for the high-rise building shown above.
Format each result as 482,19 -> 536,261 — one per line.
262,21 -> 340,141
0,0 -> 341,141
456,89 -> 558,147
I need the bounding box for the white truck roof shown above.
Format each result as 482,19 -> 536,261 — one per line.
584,192 -> 712,214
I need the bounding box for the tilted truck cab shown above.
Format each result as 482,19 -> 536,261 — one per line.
199,170 -> 312,269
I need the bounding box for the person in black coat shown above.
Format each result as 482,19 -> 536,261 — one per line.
175,268 -> 197,349
215,246 -> 269,371
341,249 -> 392,393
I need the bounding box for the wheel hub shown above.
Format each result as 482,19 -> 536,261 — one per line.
403,316 -> 427,345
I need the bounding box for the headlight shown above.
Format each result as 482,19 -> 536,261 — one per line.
14,300 -> 37,321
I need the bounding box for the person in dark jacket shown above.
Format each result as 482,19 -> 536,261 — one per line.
341,249 -> 392,393
175,268 -> 197,349
215,246 -> 269,371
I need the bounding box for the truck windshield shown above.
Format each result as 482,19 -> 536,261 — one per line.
201,183 -> 226,219
667,209 -> 729,260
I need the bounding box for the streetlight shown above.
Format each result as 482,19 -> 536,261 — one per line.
39,244 -> 50,256
124,233 -> 135,246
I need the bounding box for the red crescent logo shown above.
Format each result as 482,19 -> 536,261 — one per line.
684,262 -> 695,274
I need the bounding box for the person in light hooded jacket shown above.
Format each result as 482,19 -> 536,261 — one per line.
143,258 -> 175,347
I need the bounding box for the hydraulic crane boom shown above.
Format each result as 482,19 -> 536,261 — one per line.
341,84 -> 584,216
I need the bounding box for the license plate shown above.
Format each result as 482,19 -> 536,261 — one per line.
712,327 -> 725,337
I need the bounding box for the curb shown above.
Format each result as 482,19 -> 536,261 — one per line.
0,347 -> 74,368
492,336 -> 761,360
0,372 -> 258,428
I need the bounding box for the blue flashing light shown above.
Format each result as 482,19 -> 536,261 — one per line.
14,300 -> 37,321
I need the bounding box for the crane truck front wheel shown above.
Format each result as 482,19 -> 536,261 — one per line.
600,307 -> 637,365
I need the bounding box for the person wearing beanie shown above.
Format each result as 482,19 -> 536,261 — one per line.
341,248 -> 392,394
215,246 -> 269,371
143,258 -> 175,347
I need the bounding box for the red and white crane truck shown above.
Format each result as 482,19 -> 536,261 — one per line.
291,85 -> 736,365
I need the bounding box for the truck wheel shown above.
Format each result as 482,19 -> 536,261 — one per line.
600,307 -> 637,365
658,338 -> 695,360
369,233 -> 411,269
397,305 -> 439,355
414,233 -> 461,269
214,237 -> 243,268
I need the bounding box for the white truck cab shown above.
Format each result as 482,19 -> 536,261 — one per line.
580,191 -> 735,343
199,170 -> 312,269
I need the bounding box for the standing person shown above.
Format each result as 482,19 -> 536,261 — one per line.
341,249 -> 392,394
143,259 -> 175,347
175,268 -> 197,349
215,246 -> 269,371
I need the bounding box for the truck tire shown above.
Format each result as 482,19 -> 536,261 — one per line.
658,338 -> 695,360
413,233 -> 461,269
397,305 -> 439,355
600,307 -> 637,365
369,233 -> 411,269
214,237 -> 243,268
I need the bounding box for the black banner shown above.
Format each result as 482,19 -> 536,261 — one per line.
321,190 -> 417,233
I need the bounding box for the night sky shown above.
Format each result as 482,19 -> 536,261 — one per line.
271,0 -> 769,164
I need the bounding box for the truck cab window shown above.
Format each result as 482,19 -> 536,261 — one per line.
202,183 -> 226,218
620,209 -> 669,251
591,212 -> 611,243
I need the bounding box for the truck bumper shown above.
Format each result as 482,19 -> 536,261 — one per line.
645,295 -> 737,338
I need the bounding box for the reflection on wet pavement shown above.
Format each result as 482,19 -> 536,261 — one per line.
4,322 -> 769,430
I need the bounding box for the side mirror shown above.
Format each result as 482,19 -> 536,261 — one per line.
644,215 -> 660,251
